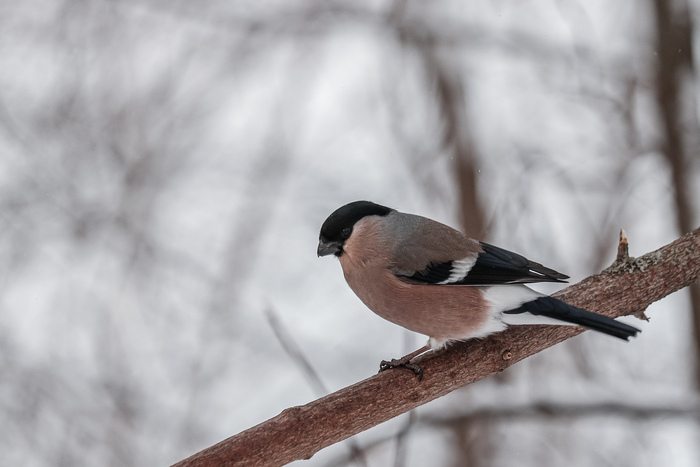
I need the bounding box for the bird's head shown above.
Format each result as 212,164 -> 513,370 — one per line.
317,201 -> 393,257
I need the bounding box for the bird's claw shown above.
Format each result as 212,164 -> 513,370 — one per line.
379,358 -> 423,381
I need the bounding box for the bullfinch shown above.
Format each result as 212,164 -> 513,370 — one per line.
317,200 -> 639,378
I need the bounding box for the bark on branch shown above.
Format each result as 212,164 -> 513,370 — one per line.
173,227 -> 700,467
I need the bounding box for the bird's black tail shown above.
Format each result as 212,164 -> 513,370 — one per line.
503,296 -> 640,340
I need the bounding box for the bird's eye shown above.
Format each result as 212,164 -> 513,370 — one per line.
340,227 -> 352,239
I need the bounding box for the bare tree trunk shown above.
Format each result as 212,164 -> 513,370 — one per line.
652,0 -> 700,388
390,0 -> 486,240
173,227 -> 700,467
422,47 -> 486,240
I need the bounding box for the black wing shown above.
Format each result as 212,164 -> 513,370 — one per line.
405,242 -> 568,286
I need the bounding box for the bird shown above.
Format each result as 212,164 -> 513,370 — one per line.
317,200 -> 640,379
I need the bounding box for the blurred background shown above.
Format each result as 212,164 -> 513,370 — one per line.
2,1 -> 700,466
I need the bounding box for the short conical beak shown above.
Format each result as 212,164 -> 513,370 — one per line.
317,238 -> 342,257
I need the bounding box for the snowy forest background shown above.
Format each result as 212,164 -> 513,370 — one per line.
2,1 -> 700,466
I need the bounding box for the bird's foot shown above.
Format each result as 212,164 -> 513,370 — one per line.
379,358 -> 423,380
378,345 -> 431,380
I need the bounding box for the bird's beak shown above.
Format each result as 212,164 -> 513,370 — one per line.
317,238 -> 342,257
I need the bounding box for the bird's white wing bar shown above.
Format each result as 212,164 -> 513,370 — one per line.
436,257 -> 477,285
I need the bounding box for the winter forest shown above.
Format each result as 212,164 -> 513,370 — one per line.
2,1 -> 700,466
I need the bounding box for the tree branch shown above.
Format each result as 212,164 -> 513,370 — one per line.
172,227 -> 700,467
